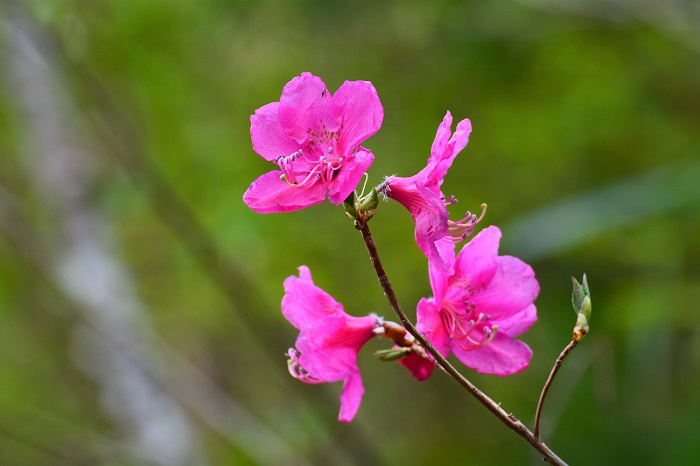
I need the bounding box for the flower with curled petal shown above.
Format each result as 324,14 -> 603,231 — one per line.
283,266 -> 381,422
244,72 -> 383,213
378,111 -> 484,274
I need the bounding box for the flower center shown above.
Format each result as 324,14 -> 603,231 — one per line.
440,300 -> 498,352
277,145 -> 344,189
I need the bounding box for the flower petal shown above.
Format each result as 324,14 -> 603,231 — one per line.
495,304 -> 537,337
397,351 -> 434,382
327,147 -> 375,205
338,371 -> 364,422
452,333 -> 533,376
243,170 -> 328,213
415,298 -> 452,359
471,254 -> 539,320
398,298 -> 450,381
422,112 -> 472,189
333,80 -> 384,152
250,102 -> 302,162
282,270 -> 344,330
453,226 -> 501,291
278,73 -> 341,145
428,240 -> 455,307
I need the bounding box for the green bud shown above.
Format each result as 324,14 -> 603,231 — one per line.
570,274 -> 591,319
373,347 -> 410,361
571,274 -> 591,341
343,192 -> 358,220
358,188 -> 379,221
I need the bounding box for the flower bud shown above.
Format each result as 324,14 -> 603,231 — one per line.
373,347 -> 410,361
343,192 -> 359,219
571,274 -> 591,342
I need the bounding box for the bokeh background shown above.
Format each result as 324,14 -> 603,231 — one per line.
1,0 -> 700,465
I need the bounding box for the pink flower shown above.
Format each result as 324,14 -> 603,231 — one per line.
378,111 -> 482,274
282,266 -> 380,422
399,226 -> 538,380
244,72 -> 384,213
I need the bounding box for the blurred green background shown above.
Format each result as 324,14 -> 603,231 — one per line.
1,0 -> 699,465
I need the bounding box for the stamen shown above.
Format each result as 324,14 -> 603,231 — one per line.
281,163 -> 321,188
445,203 -> 488,242
286,348 -> 323,384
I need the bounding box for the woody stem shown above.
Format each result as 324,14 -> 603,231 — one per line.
534,339 -> 579,439
354,219 -> 567,466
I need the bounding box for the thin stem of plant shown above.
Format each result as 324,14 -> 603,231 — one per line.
534,339 -> 579,439
354,219 -> 568,466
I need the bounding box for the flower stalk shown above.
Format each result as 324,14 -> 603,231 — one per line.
534,275 -> 592,440
354,218 -> 568,466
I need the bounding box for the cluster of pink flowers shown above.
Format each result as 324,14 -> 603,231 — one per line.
244,73 -> 539,422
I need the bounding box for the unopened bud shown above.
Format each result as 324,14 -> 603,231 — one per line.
571,274 -> 591,341
373,347 -> 410,361
344,192 -> 359,219
358,188 -> 379,221
571,274 -> 590,317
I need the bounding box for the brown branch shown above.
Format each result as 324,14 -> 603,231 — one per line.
354,219 -> 568,466
534,339 -> 579,439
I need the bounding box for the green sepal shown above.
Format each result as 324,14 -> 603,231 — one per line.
373,347 -> 410,361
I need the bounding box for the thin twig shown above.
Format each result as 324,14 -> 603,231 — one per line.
354,219 -> 568,466
534,340 -> 579,439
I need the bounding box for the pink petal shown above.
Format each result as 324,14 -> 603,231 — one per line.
452,333 -> 533,376
428,240 -> 455,307
495,304 -> 538,337
333,80 -> 384,152
397,351 -> 435,381
427,111 -> 453,170
422,113 -> 472,189
327,147 -> 375,204
338,371 -> 364,422
413,183 -> 452,273
298,339 -> 357,381
415,298 -> 452,359
398,298 -> 450,381
282,271 -> 345,330
471,255 -> 539,320
243,170 -> 328,213
278,73 -> 341,145
250,102 -> 302,162
453,226 -> 501,290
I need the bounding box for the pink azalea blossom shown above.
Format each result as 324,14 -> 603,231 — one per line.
244,72 -> 384,213
378,111 -> 482,274
282,266 -> 380,422
399,226 -> 538,379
